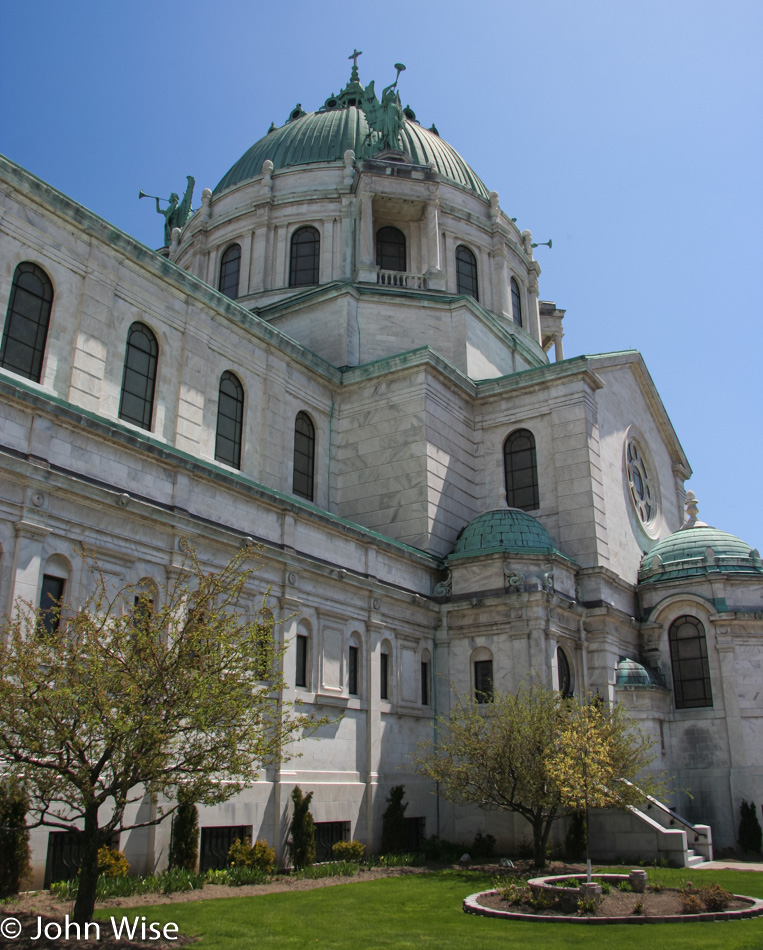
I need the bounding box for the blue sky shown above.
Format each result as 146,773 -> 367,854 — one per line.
2,0 -> 762,546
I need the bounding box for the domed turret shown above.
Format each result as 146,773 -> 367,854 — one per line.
450,508 -> 564,559
639,491 -> 763,584
214,63 -> 489,199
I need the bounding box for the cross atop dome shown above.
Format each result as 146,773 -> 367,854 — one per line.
348,48 -> 363,82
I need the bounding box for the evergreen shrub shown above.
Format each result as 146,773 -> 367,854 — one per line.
0,778 -> 31,896
381,785 -> 407,853
168,799 -> 199,871
288,786 -> 315,869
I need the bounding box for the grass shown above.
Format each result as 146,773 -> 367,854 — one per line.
94,868 -> 763,950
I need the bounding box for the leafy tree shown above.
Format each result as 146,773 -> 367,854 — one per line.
739,800 -> 763,853
168,798 -> 199,871
381,785 -> 408,853
546,695 -> 668,877
0,544 -> 325,923
415,685 -> 666,868
414,685 -> 566,866
288,786 -> 315,869
0,776 -> 31,896
564,810 -> 587,860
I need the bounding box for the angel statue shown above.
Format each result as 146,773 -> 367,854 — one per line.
157,176 -> 195,246
363,64 -> 406,151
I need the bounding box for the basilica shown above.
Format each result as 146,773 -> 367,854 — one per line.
1,56 -> 761,886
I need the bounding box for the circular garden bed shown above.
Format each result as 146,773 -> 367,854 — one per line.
464,872 -> 763,924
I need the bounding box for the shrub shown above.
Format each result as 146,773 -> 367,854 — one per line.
168,799 -> 199,871
332,839 -> 365,862
225,865 -> 270,886
421,836 -> 465,863
381,785 -> 408,854
228,837 -> 276,873
616,880 -> 632,892
600,881 -> 612,894
494,878 -> 530,904
295,861 -> 357,880
516,839 -> 534,860
700,883 -> 733,911
739,800 -> 763,854
647,881 -> 664,893
577,896 -> 598,915
528,887 -> 558,910
632,898 -> 645,915
288,786 -> 315,869
681,893 -> 704,914
471,832 -> 496,860
97,846 -> 129,878
565,810 -> 587,860
0,778 -> 31,897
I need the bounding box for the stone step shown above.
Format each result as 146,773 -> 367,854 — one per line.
686,850 -> 705,867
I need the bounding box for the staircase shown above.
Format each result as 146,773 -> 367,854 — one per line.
588,786 -> 713,868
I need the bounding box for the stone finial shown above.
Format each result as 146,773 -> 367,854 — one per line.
679,489 -> 709,530
169,227 -> 181,258
261,160 -> 274,194
489,191 -> 500,223
343,149 -> 355,186
201,187 -> 212,223
522,229 -> 534,259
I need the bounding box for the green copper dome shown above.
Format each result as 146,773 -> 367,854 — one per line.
639,524 -> 763,584
213,67 -> 490,198
615,658 -> 666,689
450,508 -> 564,560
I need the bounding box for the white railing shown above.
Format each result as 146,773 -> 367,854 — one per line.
377,270 -> 427,289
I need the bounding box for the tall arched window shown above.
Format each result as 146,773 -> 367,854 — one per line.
218,244 -> 241,299
510,277 -> 523,327
472,647 -> 494,704
289,227 -> 320,287
557,647 -> 574,698
376,226 -> 406,271
504,428 -> 539,511
293,411 -> 315,501
215,371 -> 244,469
1,262 -> 54,382
669,615 -> 713,709
455,245 -> 478,300
119,322 -> 158,430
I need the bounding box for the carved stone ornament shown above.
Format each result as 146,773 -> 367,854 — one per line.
504,570 -> 524,593
287,572 -> 297,586
117,493 -> 130,508
433,571 -> 452,597
372,598 -> 381,611
31,491 -> 45,508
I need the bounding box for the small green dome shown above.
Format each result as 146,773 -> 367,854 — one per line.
449,508 -> 563,560
639,524 -> 762,584
214,109 -> 489,199
615,658 -> 665,689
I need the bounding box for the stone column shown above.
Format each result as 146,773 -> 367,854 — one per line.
492,239 -> 510,318
341,197 -> 356,281
9,519 -> 51,608
365,612 -> 385,849
425,200 -> 446,290
356,192 -> 378,283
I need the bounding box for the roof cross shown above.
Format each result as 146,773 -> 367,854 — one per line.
348,49 -> 363,68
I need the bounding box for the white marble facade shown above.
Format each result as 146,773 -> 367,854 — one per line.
1,66 -> 762,885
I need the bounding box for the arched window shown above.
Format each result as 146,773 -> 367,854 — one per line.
293,411 -> 315,501
421,648 -> 431,706
1,262 -> 54,382
504,428 -> 539,511
380,640 -> 392,701
376,227 -> 406,272
218,244 -> 241,299
510,277 -> 523,327
119,322 -> 158,430
289,227 -> 320,287
472,647 -> 494,703
456,245 -> 478,300
669,615 -> 713,709
215,371 -> 244,469
295,620 -> 311,689
557,647 -> 574,698
348,634 -> 362,697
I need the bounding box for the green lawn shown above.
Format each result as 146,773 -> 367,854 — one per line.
97,868 -> 763,950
